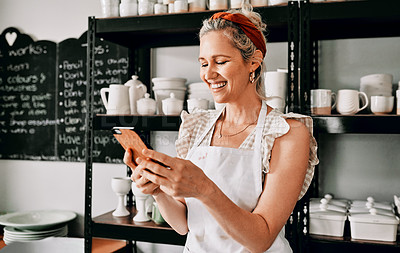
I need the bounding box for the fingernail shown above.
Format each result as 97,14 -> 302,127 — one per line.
142,149 -> 149,155
136,157 -> 142,163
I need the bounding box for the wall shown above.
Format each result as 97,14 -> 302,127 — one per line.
0,0 -> 399,252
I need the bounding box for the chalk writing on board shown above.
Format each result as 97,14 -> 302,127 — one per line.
0,28 -> 130,163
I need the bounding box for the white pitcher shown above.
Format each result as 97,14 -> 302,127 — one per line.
100,84 -> 131,114
124,75 -> 147,114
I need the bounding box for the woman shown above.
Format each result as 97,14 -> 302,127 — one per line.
124,5 -> 318,253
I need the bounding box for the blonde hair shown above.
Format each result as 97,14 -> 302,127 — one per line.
199,3 -> 268,100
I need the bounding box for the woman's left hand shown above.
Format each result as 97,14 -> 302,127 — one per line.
136,149 -> 212,198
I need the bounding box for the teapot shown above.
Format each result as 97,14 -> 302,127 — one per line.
124,75 -> 147,114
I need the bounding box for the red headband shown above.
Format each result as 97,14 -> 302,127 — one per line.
210,12 -> 266,58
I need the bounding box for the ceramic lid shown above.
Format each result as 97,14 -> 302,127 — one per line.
162,93 -> 182,102
310,204 -> 347,221
124,75 -> 143,86
137,93 -> 155,104
349,208 -> 399,225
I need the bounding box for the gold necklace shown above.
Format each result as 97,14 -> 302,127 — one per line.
218,115 -> 258,139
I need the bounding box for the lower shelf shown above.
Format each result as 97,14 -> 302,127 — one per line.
309,234 -> 400,253
92,206 -> 186,246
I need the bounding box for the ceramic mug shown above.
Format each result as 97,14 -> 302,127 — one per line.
100,84 -> 131,114
370,96 -> 394,115
187,98 -> 209,113
311,89 -> 336,115
208,0 -> 228,10
336,89 -> 368,115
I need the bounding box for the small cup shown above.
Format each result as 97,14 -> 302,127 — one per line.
100,0 -> 120,17
138,0 -> 154,15
336,89 -> 368,115
162,93 -> 184,115
250,0 -> 268,7
310,89 -> 336,115
120,2 -> 138,16
154,3 -> 168,14
188,0 -> 206,11
174,0 -> 188,13
168,2 -> 175,13
370,96 -> 394,115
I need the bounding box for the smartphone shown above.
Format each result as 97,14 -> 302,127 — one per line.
112,127 -> 150,161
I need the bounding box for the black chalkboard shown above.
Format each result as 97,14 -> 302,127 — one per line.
0,28 -> 57,160
0,28 -> 130,163
57,32 -> 129,163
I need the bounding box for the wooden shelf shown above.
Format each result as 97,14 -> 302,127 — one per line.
92,206 -> 186,245
312,115 -> 400,134
309,234 -> 400,253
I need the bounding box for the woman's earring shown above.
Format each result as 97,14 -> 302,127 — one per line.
249,71 -> 256,83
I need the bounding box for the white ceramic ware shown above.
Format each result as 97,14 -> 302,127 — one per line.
397,90 -> 400,115
187,98 -> 209,113
336,89 -> 368,115
208,0 -> 228,10
264,71 -> 288,112
310,89 -> 336,115
309,206 -> 347,237
120,0 -> 138,16
137,93 -> 157,115
138,0 -> 154,15
100,0 -> 120,17
162,93 -> 184,115
251,0 -> 268,7
174,0 -> 188,12
188,0 -> 206,11
268,0 -> 287,5
153,87 -> 186,114
152,77 -> 187,89
370,96 -> 394,115
131,182 -> 150,222
360,73 -> 393,86
0,210 -> 76,230
111,177 -> 132,217
154,3 -> 168,14
124,75 -> 147,114
100,84 -> 131,114
349,208 -> 399,242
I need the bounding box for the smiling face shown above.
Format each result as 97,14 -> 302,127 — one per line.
199,31 -> 256,104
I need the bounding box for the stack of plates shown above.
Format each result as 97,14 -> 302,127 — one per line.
187,82 -> 215,109
0,210 -> 76,245
3,225 -> 68,245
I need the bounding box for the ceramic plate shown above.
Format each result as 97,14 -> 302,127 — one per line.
0,210 -> 76,230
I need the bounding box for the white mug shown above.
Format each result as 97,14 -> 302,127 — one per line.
311,89 -> 336,115
370,96 -> 394,115
100,84 -> 131,114
336,89 -> 368,115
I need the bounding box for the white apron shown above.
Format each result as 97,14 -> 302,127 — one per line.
183,101 -> 292,253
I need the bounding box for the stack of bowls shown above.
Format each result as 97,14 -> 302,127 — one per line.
152,77 -> 187,114
187,82 -> 215,109
360,73 -> 393,111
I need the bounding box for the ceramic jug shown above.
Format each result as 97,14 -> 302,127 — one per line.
124,75 -> 147,114
100,84 -> 131,114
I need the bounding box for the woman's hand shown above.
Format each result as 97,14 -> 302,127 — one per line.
136,149 -> 213,199
123,149 -> 161,195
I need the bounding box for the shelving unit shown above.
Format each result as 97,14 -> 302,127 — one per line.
84,1 -> 400,252
85,3 -> 302,253
300,1 -> 400,252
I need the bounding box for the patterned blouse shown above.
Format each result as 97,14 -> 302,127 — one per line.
175,107 -> 319,200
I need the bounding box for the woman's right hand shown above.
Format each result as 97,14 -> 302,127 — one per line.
123,149 -> 161,196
